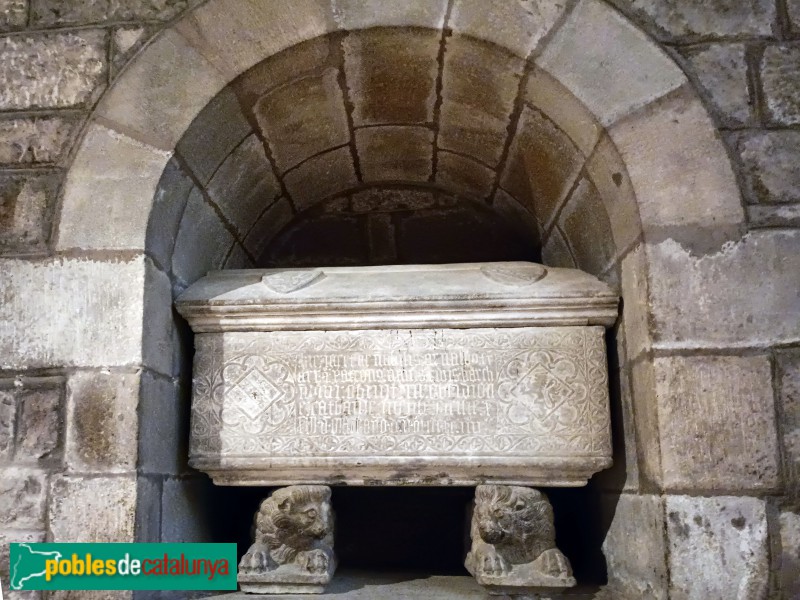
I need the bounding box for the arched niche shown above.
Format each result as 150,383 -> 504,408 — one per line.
49,0 -> 750,595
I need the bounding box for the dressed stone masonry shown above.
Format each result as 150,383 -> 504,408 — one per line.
176,261 -> 618,593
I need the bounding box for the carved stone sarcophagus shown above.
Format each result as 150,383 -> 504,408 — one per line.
176,262 -> 618,488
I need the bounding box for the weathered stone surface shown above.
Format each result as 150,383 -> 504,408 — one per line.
616,0 -> 774,39
440,36 -> 523,167
436,151 -> 495,201
175,0 -> 334,79
332,0 -> 448,29
177,87 -> 252,185
111,25 -> 155,77
171,189 -> 234,286
647,231 -> 800,347
0,0 -> 27,30
558,176 -> 616,276
31,0 -> 187,24
666,495 -> 768,600
343,28 -> 440,126
609,86 -> 744,232
450,0 -> 566,59
679,43 -> 751,128
629,358 -> 661,487
780,510 -> 800,598
0,116 -> 78,165
0,31 -> 106,110
58,124 -> 172,252
466,485 -> 575,593
206,135 -> 281,239
244,198 -> 295,261
283,147 -> 358,212
97,29 -> 227,149
0,468 -> 47,529
746,203 -> 800,228
65,370 -> 139,473
0,386 -> 13,459
13,378 -> 64,463
501,106 -> 584,226
524,67 -> 603,157
352,188 -> 436,213
777,350 -> 800,497
762,45 -> 800,126
255,68 -> 350,172
177,264 -> 616,486
602,494 -> 667,599
356,126 -> 433,182
49,475 -> 136,542
0,172 -> 58,252
0,256 -> 147,369
239,486 -> 336,594
732,130 -> 800,205
654,355 -> 779,492
538,0 -> 686,125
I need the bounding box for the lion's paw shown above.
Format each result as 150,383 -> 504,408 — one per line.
240,545 -> 270,573
536,548 -> 572,580
478,550 -> 510,576
301,549 -> 329,574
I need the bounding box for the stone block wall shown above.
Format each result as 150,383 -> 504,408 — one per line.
0,1 -> 799,599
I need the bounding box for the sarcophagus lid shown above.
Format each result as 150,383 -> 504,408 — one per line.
176,262 -> 618,487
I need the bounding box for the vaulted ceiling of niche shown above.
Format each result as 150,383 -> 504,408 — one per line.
172,27 -> 614,272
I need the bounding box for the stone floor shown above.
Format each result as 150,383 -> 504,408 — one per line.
207,571 -> 601,599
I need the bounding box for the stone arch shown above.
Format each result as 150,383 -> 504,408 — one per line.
48,0 -> 772,596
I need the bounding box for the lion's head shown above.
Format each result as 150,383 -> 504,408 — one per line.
255,485 -> 333,555
473,485 -> 555,563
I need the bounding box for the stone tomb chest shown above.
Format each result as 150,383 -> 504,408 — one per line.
176,262 -> 618,488
178,262 -> 618,594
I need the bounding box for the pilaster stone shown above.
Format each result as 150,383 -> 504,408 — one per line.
666,495 -> 768,600
655,355 -> 779,492
602,494 -> 667,599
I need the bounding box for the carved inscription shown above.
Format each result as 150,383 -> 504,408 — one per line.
190,327 -> 610,459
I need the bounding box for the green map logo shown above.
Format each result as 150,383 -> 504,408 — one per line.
8,543 -> 237,591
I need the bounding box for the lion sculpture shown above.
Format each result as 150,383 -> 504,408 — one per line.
465,484 -> 575,590
238,485 -> 336,591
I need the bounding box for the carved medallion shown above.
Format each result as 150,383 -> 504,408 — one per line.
481,264 -> 547,287
262,270 -> 325,294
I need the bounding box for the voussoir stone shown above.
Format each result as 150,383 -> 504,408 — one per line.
331,0 -> 448,29
0,31 -> 106,110
356,126 -> 434,182
666,495 -> 769,600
